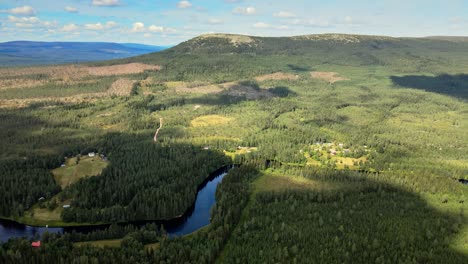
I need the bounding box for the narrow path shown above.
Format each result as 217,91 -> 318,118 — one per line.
153,118 -> 163,142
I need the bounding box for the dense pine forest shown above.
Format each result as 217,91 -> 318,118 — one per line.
0,34 -> 467,263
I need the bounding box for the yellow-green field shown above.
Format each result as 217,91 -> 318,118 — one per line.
52,155 -> 109,188
191,115 -> 233,127
75,239 -> 122,248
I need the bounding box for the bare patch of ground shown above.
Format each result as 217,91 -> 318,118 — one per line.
107,78 -> 135,96
197,34 -> 255,46
293,34 -> 395,43
0,63 -> 161,88
0,78 -> 47,90
310,71 -> 349,84
86,63 -> 161,76
174,83 -> 224,94
171,80 -> 275,99
255,72 -> 300,82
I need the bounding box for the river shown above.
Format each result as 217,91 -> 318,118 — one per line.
0,166 -> 231,243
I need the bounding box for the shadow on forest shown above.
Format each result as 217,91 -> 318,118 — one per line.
287,64 -> 311,72
240,165 -> 468,263
186,85 -> 297,106
391,74 -> 468,100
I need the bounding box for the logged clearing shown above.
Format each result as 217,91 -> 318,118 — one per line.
310,71 -> 349,83
86,63 -> 161,76
255,72 -> 300,82
107,78 -> 135,96
171,81 -> 225,94
52,156 -> 108,189
171,81 -> 274,99
191,115 -> 233,127
0,63 -> 160,86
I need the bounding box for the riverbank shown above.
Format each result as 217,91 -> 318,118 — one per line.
0,165 -> 232,243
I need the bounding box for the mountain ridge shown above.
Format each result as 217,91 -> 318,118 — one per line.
0,41 -> 168,67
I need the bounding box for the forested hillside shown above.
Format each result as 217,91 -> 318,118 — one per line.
0,33 -> 467,263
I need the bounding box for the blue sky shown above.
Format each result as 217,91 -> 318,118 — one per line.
0,0 -> 467,45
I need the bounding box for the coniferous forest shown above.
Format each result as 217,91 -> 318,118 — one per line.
0,34 -> 467,263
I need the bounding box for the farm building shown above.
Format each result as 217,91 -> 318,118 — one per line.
31,241 -> 41,248
88,152 -> 95,157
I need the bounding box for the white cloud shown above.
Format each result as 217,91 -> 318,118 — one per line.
177,1 -> 192,9
131,22 -> 145,32
15,23 -> 35,28
92,0 -> 121,7
65,6 -> 78,13
84,21 -> 117,30
85,23 -> 104,30
8,16 -> 39,23
233,7 -> 256,15
148,25 -> 164,32
61,23 -> 79,32
253,22 -> 271,28
207,18 -> 223,25
288,18 -> 331,27
149,25 -> 176,33
7,15 -> 57,29
274,11 -> 296,18
253,22 -> 289,30
1,6 -> 36,16
106,21 -> 117,28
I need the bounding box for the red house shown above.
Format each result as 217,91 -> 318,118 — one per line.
31,241 -> 41,248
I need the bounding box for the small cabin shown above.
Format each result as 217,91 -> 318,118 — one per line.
38,197 -> 45,201
31,241 -> 41,248
203,147 -> 210,150
63,204 -> 71,209
88,152 -> 95,157
61,164 -> 65,167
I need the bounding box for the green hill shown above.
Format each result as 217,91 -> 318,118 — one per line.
104,33 -> 468,99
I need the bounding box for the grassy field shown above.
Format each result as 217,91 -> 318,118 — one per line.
75,239 -> 122,248
52,155 -> 109,188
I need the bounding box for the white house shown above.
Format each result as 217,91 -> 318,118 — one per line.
88,152 -> 95,157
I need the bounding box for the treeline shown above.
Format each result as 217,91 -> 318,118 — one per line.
0,157 -> 61,217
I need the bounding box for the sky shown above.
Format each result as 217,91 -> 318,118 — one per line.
0,0 -> 467,45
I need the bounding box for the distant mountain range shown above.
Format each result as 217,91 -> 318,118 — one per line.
0,41 -> 169,67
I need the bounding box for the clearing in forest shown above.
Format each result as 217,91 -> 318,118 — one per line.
255,72 -> 300,82
310,71 -> 349,83
107,78 -> 135,96
52,155 -> 109,189
191,115 -> 233,127
0,63 -> 160,84
170,81 -> 275,99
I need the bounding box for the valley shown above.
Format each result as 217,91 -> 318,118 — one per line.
0,33 -> 467,263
